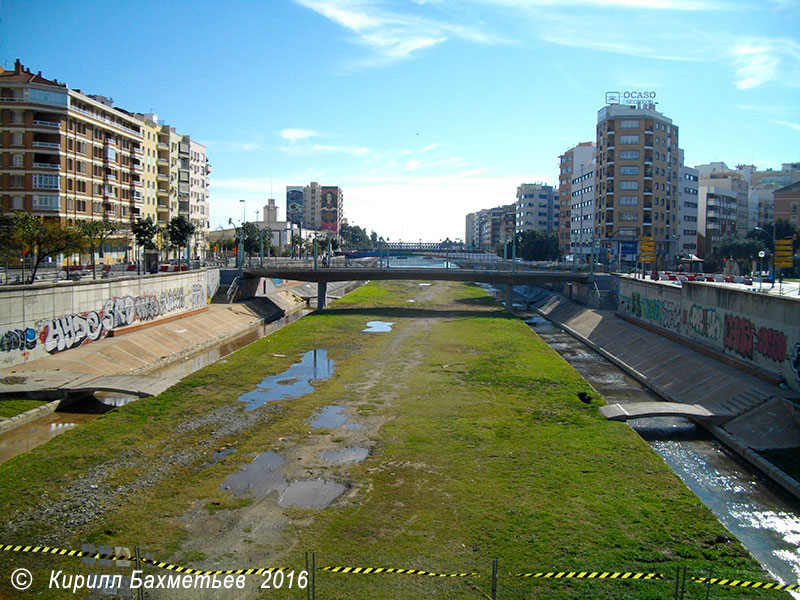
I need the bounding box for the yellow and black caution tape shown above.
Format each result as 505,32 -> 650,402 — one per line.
322,566 -> 476,577
514,571 -> 664,580
1,544 -> 288,577
692,576 -> 799,591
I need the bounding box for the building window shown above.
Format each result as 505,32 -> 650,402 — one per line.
619,150 -> 639,160
11,196 -> 23,210
12,154 -> 23,167
33,174 -> 59,189
33,194 -> 60,211
619,166 -> 639,175
620,135 -> 639,145
620,120 -> 639,129
10,175 -> 24,188
619,212 -> 638,221
11,111 -> 24,124
11,132 -> 23,145
619,196 -> 638,205
619,181 -> 639,190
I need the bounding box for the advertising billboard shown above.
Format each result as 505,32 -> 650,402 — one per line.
286,186 -> 303,224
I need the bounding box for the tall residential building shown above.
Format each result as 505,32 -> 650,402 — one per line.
774,181 -> 800,228
749,163 -> 800,227
187,138 -> 210,258
1,60 -> 145,233
465,212 -> 476,249
557,142 -> 595,257
516,183 -> 557,236
695,162 -> 749,234
294,182 -> 344,233
595,102 -> 681,267
137,116 -> 159,222
469,204 -> 515,252
286,185 -> 303,225
697,186 -> 737,258
677,150 -> 699,255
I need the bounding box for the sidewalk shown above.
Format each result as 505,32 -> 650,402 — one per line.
529,291 -> 800,500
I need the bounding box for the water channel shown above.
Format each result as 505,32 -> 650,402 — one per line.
517,299 -> 800,593
0,309 -> 309,465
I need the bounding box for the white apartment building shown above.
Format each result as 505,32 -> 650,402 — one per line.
677,151 -> 699,255
568,156 -> 596,264
516,183 -> 557,235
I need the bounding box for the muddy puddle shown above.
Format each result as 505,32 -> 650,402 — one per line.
308,405 -> 363,430
362,321 -> 394,333
238,349 -> 334,411
220,450 -> 346,508
321,447 -> 369,464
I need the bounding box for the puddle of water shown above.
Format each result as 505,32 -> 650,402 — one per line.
238,349 -> 334,411
278,479 -> 346,508
362,321 -> 394,333
205,447 -> 236,468
406,299 -> 417,303
309,405 -> 348,428
418,283 -> 432,286
321,447 -> 369,464
220,451 -> 287,497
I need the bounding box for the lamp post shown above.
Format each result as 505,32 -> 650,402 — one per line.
754,225 -> 775,288
758,250 -> 766,292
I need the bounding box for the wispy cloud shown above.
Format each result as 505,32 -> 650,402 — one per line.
199,139 -> 263,152
294,0 -> 505,68
729,39 -> 800,89
770,119 -> 800,132
279,128 -> 319,141
312,144 -> 371,156
541,32 -> 701,62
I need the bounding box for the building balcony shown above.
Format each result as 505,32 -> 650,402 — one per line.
133,145 -> 143,155
157,188 -> 168,197
133,161 -> 143,171
157,173 -> 169,182
133,178 -> 143,187
32,140 -> 60,149
33,161 -> 59,169
33,119 -> 60,128
643,188 -> 653,195
643,202 -> 653,210
157,158 -> 168,167
157,142 -> 169,151
132,194 -> 144,205
644,127 -> 653,134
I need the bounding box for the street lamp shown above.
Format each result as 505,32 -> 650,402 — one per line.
753,225 -> 775,287
758,250 -> 766,292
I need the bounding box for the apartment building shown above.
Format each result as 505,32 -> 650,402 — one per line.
750,163 -> 800,227
466,204 -> 515,252
0,60 -> 145,231
677,150 -> 699,255
774,181 -> 800,228
288,182 -> 344,233
557,142 -> 595,257
465,212 -> 476,249
516,183 -> 557,236
0,61 -> 210,262
595,102 -> 681,267
696,162 -> 749,234
697,186 -> 738,258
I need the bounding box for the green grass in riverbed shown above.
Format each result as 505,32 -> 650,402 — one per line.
0,281 -> 776,599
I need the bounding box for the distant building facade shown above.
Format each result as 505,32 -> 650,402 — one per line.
557,142 -> 595,258
516,183 -> 557,235
595,102 -> 681,267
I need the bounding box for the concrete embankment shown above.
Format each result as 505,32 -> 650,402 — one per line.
525,288 -> 800,502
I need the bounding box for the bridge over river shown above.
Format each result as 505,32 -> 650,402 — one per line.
242,266 -> 589,309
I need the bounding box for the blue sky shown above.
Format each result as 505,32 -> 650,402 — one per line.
2,0 -> 798,242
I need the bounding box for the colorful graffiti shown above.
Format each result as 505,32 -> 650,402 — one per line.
687,304 -> 722,341
792,343 -> 800,383
0,327 -> 37,353
28,285 -> 206,356
619,293 -> 682,333
723,314 -> 787,363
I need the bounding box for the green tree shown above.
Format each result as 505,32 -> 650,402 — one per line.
712,235 -> 765,274
131,216 -> 160,250
166,216 -> 196,267
499,231 -> 559,262
15,213 -> 84,283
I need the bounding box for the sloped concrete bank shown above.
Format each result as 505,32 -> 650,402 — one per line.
523,288 -> 800,503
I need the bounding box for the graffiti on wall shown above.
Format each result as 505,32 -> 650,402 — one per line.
723,314 -> 788,363
0,328 -> 37,353
1,284 -> 206,358
619,292 -> 682,333
687,304 -> 722,341
792,344 -> 800,383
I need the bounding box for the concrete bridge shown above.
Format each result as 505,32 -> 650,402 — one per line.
599,402 -> 733,424
242,266 -> 589,309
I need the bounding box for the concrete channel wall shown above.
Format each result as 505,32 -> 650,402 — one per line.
0,269 -> 220,368
616,278 -> 800,393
